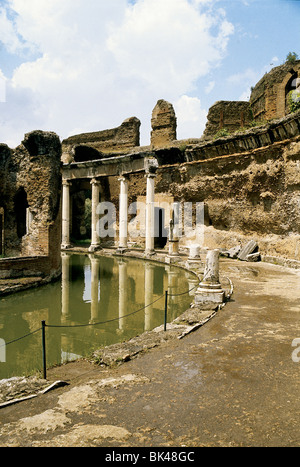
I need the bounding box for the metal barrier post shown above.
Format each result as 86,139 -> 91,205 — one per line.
41,321 -> 47,379
164,290 -> 168,332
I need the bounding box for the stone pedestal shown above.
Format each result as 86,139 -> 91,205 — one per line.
165,239 -> 180,264
194,249 -> 224,305
186,244 -> 203,271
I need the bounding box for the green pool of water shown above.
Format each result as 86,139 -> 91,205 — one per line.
0,254 -> 197,380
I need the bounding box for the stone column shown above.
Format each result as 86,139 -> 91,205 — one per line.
117,176 -> 128,253
145,173 -> 156,256
89,178 -> 101,252
194,249 -> 224,305
61,180 -> 72,249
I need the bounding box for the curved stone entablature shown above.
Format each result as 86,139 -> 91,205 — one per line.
186,110 -> 300,162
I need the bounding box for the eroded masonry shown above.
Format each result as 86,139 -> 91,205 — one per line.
1,61 -> 300,282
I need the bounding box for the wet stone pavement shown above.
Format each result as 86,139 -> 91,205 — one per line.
0,258 -> 299,447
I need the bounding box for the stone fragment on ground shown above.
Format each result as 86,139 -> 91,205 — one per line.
237,240 -> 258,261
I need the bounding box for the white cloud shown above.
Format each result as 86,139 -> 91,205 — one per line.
0,0 -> 234,147
0,70 -> 7,102
205,80 -> 215,94
174,95 -> 207,139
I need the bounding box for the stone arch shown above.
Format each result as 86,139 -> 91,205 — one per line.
284,71 -> 299,114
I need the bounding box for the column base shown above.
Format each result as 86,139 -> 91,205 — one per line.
88,244 -> 102,253
165,254 -> 181,264
194,283 -> 224,305
144,249 -> 156,258
61,243 -> 72,250
115,247 -> 127,255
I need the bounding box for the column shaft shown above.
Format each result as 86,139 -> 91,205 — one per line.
61,180 -> 71,249
89,179 -> 101,252
145,173 -> 156,255
118,176 -> 128,251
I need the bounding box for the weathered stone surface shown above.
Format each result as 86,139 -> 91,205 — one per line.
151,99 -> 177,148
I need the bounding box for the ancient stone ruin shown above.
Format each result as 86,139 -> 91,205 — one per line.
1,60 -> 300,285
0,131 -> 62,280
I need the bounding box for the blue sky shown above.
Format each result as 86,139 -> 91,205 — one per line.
0,0 -> 299,147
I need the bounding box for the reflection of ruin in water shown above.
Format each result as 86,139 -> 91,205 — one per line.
0,254 -> 196,380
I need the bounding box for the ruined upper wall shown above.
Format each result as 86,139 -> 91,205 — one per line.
151,99 -> 177,148
203,100 -> 252,139
250,60 -> 300,122
62,117 -> 141,163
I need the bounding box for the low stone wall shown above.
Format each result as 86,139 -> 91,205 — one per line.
0,255 -> 58,279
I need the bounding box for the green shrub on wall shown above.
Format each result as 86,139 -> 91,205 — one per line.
289,90 -> 300,113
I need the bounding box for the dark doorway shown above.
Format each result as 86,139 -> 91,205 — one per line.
0,213 -> 3,255
154,207 -> 168,249
14,187 -> 29,238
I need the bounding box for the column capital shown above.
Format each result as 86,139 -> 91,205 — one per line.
144,172 -> 157,179
118,174 -> 129,182
90,178 -> 101,186
62,179 -> 72,186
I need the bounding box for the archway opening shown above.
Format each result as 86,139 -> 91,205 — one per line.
154,207 -> 168,249
14,187 -> 29,239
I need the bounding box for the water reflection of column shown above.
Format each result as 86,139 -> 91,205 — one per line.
61,180 -> 72,249
144,262 -> 154,331
166,265 -> 178,321
118,259 -> 128,332
61,252 -> 71,321
90,255 -> 100,324
89,178 -> 101,252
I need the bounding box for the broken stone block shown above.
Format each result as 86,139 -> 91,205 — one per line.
237,240 -> 258,261
246,252 -> 261,262
220,245 -> 241,259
